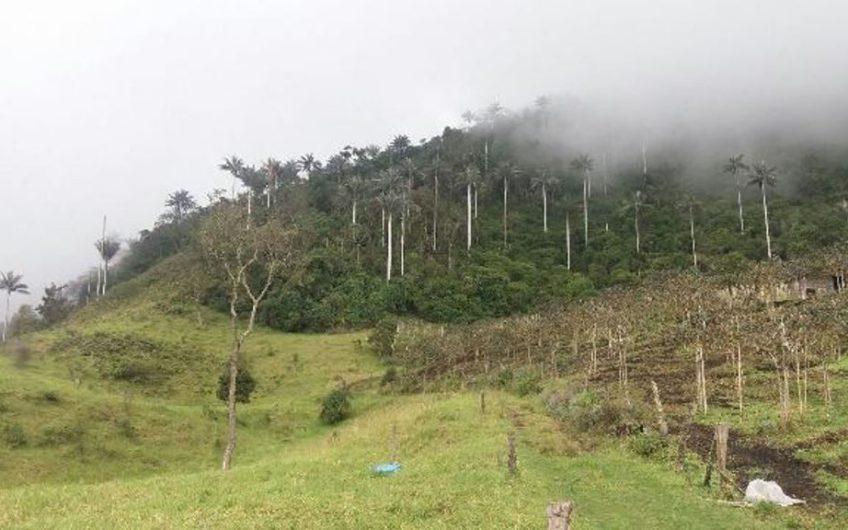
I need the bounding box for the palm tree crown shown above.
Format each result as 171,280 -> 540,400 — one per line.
0,272 -> 29,297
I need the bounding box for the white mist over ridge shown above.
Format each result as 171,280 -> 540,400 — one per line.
1,0 -> 847,311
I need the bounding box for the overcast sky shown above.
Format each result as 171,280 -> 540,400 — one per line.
1,0 -> 846,311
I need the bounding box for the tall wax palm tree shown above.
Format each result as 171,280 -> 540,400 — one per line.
378,168 -> 404,281
531,168 -> 556,233
219,155 -> 245,199
164,189 -> 197,223
602,153 -> 610,231
95,237 -> 121,295
400,157 -> 418,222
678,195 -> 701,270
0,271 -> 29,342
261,158 -> 284,208
342,173 -> 368,262
571,154 -> 595,248
563,196 -> 573,270
390,135 -> 411,161
723,154 -> 750,234
432,141 -> 441,252
298,153 -> 321,178
237,165 -> 266,227
623,191 -> 648,254
460,165 -> 481,251
498,162 -> 521,248
748,160 -> 778,259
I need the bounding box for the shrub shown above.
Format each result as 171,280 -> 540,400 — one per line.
216,365 -> 257,404
628,431 -> 667,458
1,423 -> 27,448
41,391 -> 61,403
368,317 -> 398,358
320,386 -> 352,425
380,366 -> 398,386
514,370 -> 542,396
496,368 -> 514,388
544,388 -> 630,434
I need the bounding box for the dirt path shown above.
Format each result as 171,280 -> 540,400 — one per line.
683,423 -> 844,506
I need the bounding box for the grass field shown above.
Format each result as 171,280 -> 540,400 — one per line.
0,264 -> 841,528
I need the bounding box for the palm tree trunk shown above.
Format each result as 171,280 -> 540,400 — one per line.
635,207 -> 641,254
381,208 -> 386,249
3,292 -> 9,342
352,198 -> 357,226
762,184 -> 772,259
736,176 -> 745,233
503,176 -> 508,248
566,212 -> 571,270
246,193 -> 252,230
583,177 -> 589,247
266,187 -> 271,209
690,205 -> 698,270
433,174 -> 438,252
641,142 -> 648,178
387,212 -> 393,282
96,264 -> 102,298
467,184 -> 472,251
103,260 -> 109,295
400,214 -> 405,277
474,185 -> 478,220
542,184 -> 548,233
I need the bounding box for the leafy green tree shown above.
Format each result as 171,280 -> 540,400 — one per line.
36,283 -> 73,326
0,271 -> 29,342
199,203 -> 300,471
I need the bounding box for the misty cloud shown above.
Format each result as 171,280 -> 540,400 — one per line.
2,0 -> 847,309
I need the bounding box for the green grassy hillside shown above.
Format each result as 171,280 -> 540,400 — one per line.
0,261 -> 839,528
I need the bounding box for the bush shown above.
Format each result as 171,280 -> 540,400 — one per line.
1,423 -> 27,448
368,317 -> 398,358
544,388 -> 631,434
380,366 -> 398,386
216,365 -> 257,404
320,386 -> 352,425
628,431 -> 667,458
514,370 -> 542,396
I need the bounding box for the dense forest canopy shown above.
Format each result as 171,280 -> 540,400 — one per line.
25,96 -> 848,334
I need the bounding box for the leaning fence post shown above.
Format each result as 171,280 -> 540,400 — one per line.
546,501 -> 573,530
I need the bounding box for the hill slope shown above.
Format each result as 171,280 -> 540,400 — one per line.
0,260 -> 838,528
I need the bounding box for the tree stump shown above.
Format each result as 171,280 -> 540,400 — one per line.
546,501 -> 573,530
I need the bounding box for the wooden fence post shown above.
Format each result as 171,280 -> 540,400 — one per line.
715,423 -> 729,487
507,432 -> 517,475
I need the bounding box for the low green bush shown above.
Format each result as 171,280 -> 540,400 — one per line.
320,387 -> 352,425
